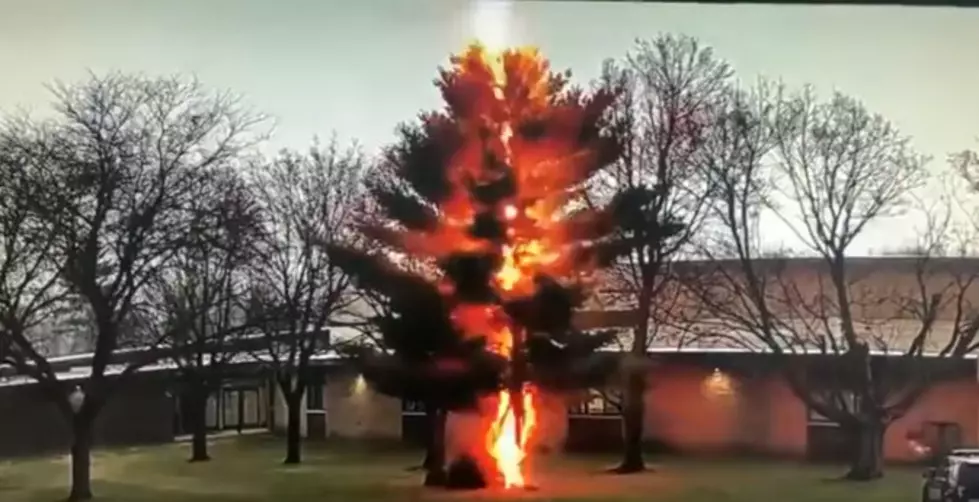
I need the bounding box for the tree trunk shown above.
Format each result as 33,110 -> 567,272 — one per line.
612,283 -> 652,475
613,371 -> 646,474
283,391 -> 303,465
68,415 -> 94,501
423,408 -> 447,487
844,420 -> 886,481
405,404 -> 438,472
420,405 -> 437,471
188,386 -> 210,462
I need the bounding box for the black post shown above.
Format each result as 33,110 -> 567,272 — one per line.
267,380 -> 275,430
237,390 -> 244,434
68,414 -> 94,501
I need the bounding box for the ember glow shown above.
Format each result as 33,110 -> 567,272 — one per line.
454,46 -> 564,488
476,44 -> 543,489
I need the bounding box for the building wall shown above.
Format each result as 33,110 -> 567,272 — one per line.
269,370 -> 402,440
649,365 -> 812,457
2,360 -> 970,461
646,364 -> 746,453
0,376 -> 174,458
270,379 -> 308,436
324,372 -> 401,439
645,364 -> 977,461
332,360 -> 979,463
886,377 -> 979,461
561,364 -> 808,457
760,375 -> 810,456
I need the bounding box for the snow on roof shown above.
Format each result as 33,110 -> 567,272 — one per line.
30,324 -> 365,366
0,350 -> 344,389
6,313 -> 975,391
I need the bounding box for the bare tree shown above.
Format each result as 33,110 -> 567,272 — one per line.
684,84 -> 979,480
0,73 -> 263,500
0,122 -> 75,416
593,35 -> 731,473
150,166 -> 264,462
245,140 -> 363,465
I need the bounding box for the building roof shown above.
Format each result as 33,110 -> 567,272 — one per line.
5,290 -> 976,391
0,351 -> 346,389
672,255 -> 979,271
581,255 -> 979,356
0,325 -> 364,389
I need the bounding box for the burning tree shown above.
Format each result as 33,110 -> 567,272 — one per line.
334,163 -> 505,485
328,44 -> 622,489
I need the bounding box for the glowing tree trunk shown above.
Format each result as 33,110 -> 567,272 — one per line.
509,327 -> 526,447
488,325 -> 534,489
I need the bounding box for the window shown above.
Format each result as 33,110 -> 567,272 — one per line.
241,390 -> 260,426
222,390 -> 239,428
312,329 -> 331,351
957,463 -> 979,490
923,421 -> 963,455
403,399 -> 426,415
205,395 -> 219,429
569,389 -> 621,416
306,382 -> 325,411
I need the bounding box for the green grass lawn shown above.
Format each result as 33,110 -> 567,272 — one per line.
0,435 -> 924,502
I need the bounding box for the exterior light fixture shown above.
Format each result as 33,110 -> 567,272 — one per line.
702,367 -> 735,399
68,385 -> 85,414
353,374 -> 367,395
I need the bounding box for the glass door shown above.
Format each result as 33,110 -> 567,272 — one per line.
222,390 -> 240,430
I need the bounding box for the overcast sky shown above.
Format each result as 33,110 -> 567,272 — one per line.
1,0 -> 977,252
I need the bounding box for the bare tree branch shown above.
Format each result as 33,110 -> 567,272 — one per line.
683,81 -> 958,479
243,139 -> 363,457
0,72 -> 266,499
589,34 -> 735,472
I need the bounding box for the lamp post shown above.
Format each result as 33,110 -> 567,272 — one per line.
68,385 -> 85,414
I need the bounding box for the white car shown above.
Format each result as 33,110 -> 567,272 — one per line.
923,451 -> 979,502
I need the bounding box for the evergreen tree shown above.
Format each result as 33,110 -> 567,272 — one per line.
329,45 -> 623,488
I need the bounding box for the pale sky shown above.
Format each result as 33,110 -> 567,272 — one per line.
1,0 -> 977,253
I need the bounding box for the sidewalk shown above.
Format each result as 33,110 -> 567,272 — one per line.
174,427 -> 268,443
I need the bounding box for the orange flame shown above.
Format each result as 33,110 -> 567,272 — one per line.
483,45 -> 542,489
422,42 -> 605,488
487,386 -> 537,489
